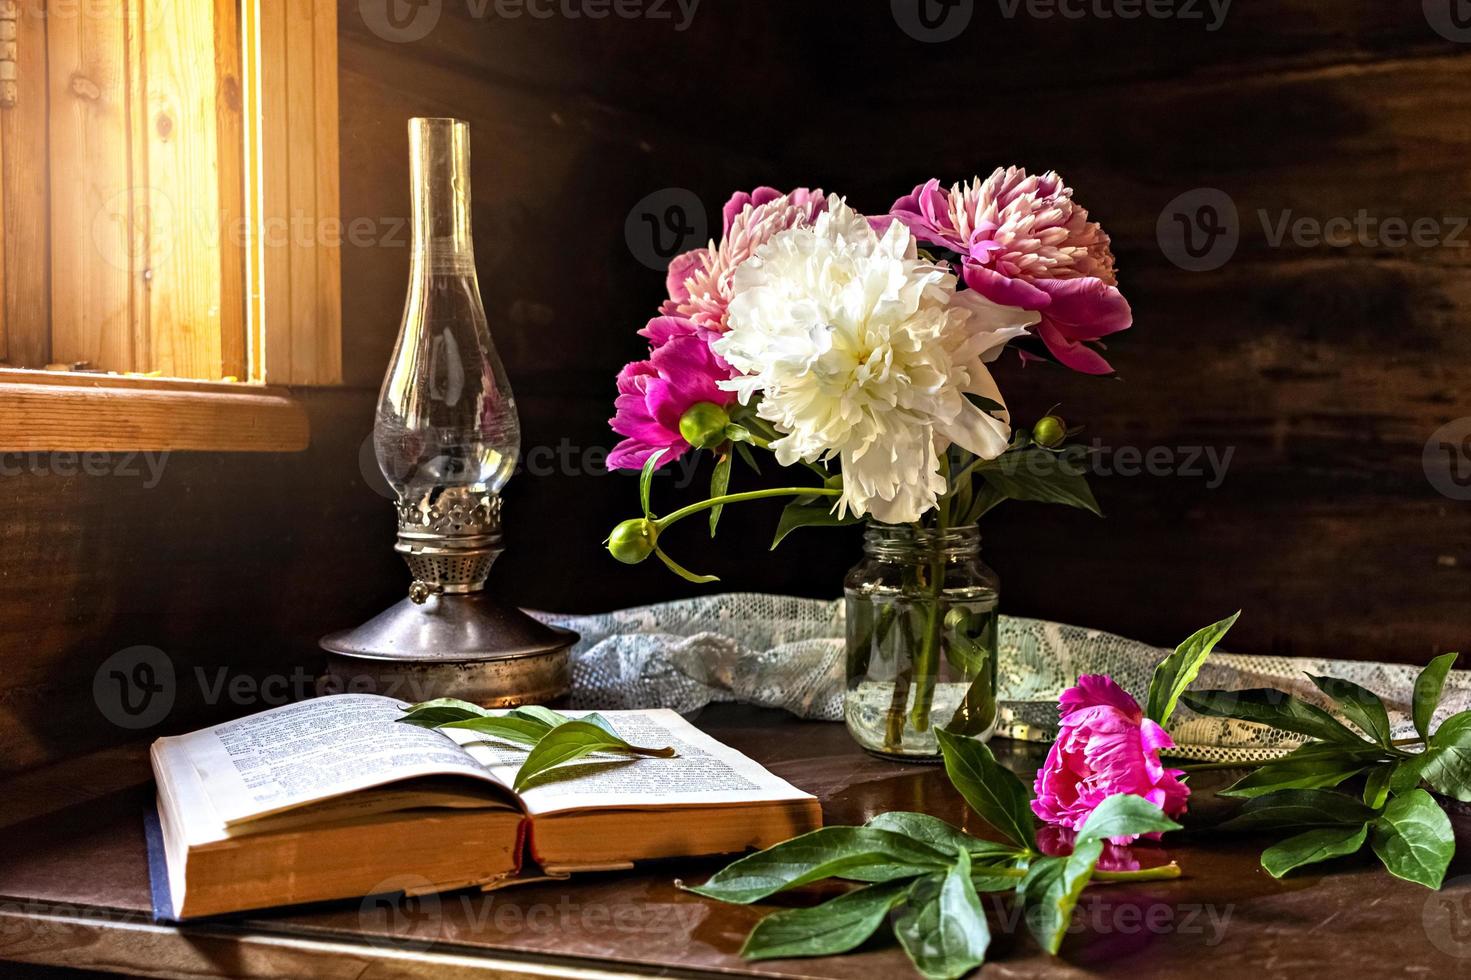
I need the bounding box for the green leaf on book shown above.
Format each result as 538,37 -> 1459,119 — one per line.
1370,789 -> 1454,889
437,714 -> 557,747
1144,611 -> 1240,726
1181,689 -> 1365,745
513,719 -> 675,792
686,827 -> 953,904
1261,824 -> 1369,878
935,729 -> 1037,851
396,698 -> 495,729
741,880 -> 910,961
894,851 -> 990,980
506,705 -> 572,728
1413,653 -> 1459,742
1308,674 -> 1392,747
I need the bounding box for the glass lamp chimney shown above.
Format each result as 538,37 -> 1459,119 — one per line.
375,117 -> 519,602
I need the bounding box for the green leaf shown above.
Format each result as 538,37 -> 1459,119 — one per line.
437,714 -> 556,747
1260,824 -> 1369,878
1408,711 -> 1471,803
1370,789 -> 1454,889
513,719 -> 675,792
723,423 -> 753,445
1181,689 -> 1366,745
740,880 -> 909,961
771,499 -> 859,549
962,481 -> 1006,524
1414,653 -> 1459,742
894,851 -> 990,980
1308,674 -> 1392,747
687,827 -> 953,904
1363,765 -> 1395,809
507,705 -> 571,728
1075,794 -> 1183,844
1220,789 -> 1377,832
1219,743 -> 1381,799
1019,839 -> 1102,955
638,449 -> 666,518
733,440 -> 762,474
1144,611 -> 1241,726
652,545 -> 720,584
865,812 -> 1024,864
396,698 -> 495,728
936,729 -> 1037,851
708,452 -> 732,535
977,448 -> 1100,516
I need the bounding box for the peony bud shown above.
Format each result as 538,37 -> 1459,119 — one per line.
678,401 -> 731,450
1032,415 -> 1067,448
606,518 -> 657,564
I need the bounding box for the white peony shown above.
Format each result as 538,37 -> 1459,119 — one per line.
712,199 -> 1038,524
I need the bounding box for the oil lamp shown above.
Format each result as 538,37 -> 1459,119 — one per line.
322,117 -> 575,706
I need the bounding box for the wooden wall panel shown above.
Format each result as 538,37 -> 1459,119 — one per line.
0,0 -> 48,367
47,0 -> 133,371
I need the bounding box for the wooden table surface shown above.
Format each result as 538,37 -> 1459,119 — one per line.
2,703 -> 1470,979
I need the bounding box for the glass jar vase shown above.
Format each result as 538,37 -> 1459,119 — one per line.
843,523 -> 1000,760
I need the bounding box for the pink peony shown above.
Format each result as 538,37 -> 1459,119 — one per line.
663,187 -> 827,334
890,170 -> 1131,375
1031,674 -> 1190,844
607,316 -> 736,471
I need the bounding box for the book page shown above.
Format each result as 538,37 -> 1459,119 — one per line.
164,694 -> 506,826
442,709 -> 816,816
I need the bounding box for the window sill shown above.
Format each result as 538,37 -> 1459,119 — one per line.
0,370 -> 310,452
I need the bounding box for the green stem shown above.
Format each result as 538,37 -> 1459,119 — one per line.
654,487 -> 840,530
908,500 -> 950,732
976,861 -> 1183,883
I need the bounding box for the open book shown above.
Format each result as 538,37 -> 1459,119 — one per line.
149,694 -> 821,919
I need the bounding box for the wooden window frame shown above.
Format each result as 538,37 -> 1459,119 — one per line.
0,0 -> 341,453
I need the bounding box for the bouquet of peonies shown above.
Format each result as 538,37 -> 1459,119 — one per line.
604,170 -> 1131,573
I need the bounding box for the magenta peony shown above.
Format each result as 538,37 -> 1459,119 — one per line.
889,169 -> 1131,375
1031,674 -> 1190,843
663,187 -> 827,334
607,316 -> 736,471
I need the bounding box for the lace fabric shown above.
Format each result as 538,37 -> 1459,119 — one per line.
534,593 -> 1469,762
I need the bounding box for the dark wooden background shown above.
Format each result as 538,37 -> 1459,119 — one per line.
2,0 -> 1467,775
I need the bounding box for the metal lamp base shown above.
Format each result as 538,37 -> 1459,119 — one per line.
320,592 -> 577,707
